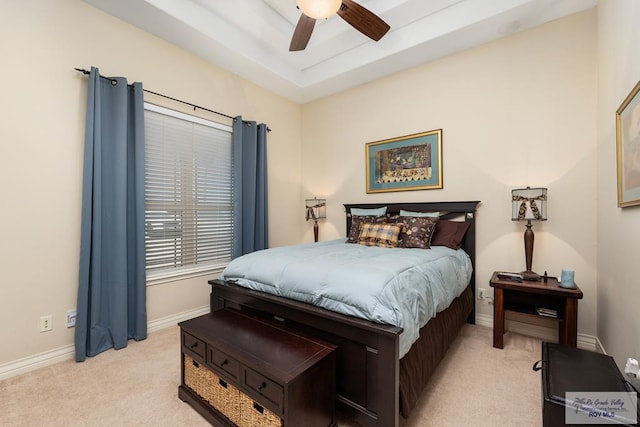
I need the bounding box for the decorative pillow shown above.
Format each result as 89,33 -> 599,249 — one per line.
431,220 -> 471,250
357,223 -> 403,248
399,209 -> 440,218
346,215 -> 388,243
392,216 -> 439,249
350,206 -> 387,216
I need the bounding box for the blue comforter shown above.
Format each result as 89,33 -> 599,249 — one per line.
220,239 -> 472,357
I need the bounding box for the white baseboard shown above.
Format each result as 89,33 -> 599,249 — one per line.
475,312 -> 493,329
1,306 -> 597,381
0,344 -> 76,382
0,305 -> 210,381
147,305 -> 210,333
475,312 -> 597,352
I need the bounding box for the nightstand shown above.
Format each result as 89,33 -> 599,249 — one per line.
490,271 -> 583,349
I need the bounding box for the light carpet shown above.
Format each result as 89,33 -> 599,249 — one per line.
0,324 -> 542,426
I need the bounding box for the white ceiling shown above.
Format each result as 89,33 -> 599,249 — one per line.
83,0 -> 597,104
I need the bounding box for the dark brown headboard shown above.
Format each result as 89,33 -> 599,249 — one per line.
343,201 -> 481,323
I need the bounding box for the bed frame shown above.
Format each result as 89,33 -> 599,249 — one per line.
208,201 -> 480,427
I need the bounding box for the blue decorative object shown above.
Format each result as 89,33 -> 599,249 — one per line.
560,269 -> 575,288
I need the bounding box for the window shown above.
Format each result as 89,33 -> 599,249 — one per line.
144,103 -> 233,283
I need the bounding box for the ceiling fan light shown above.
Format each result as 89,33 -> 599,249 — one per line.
297,0 -> 342,19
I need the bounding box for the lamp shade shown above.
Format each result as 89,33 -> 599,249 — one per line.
297,0 -> 342,19
512,187 -> 547,221
305,198 -> 327,221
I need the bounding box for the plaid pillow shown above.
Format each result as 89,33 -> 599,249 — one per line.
347,215 -> 388,243
357,223 -> 403,248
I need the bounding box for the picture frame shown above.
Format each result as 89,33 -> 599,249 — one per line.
366,129 -> 442,193
616,79 -> 640,207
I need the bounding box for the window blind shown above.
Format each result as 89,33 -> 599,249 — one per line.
144,103 -> 234,281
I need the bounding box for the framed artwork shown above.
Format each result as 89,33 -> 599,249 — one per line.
616,79 -> 640,207
366,129 -> 442,193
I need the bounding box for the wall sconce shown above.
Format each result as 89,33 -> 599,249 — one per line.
512,187 -> 547,281
305,197 -> 326,242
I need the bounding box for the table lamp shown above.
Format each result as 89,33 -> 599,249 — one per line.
305,197 -> 326,242
512,187 -> 547,281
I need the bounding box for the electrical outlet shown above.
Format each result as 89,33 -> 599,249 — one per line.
40,315 -> 53,332
66,309 -> 77,328
478,288 -> 486,300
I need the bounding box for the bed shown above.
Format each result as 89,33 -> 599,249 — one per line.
208,201 -> 480,427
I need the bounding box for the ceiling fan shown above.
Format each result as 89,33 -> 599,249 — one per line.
290,0 -> 390,51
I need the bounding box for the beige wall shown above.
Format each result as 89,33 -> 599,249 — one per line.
5,0 -> 635,374
597,0 -> 640,366
301,10 -> 598,336
0,0 -> 302,366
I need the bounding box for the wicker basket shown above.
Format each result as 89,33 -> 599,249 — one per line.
238,393 -> 282,427
184,354 -> 242,425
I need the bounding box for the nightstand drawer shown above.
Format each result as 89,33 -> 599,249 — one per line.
208,347 -> 240,381
182,332 -> 205,359
244,367 -> 284,412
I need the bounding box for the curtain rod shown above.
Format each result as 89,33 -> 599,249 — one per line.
74,68 -> 271,132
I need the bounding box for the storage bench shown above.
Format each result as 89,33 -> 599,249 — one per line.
178,309 -> 337,427
536,342 -> 638,426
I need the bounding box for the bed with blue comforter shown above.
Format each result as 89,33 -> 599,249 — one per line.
221,239 -> 471,358
209,201 -> 480,427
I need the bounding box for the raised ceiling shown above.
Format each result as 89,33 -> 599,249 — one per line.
83,0 -> 597,104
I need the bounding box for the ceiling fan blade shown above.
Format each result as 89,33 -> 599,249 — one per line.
337,0 -> 390,42
290,14 -> 316,51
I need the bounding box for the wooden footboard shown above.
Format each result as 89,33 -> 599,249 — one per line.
209,279 -> 403,427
